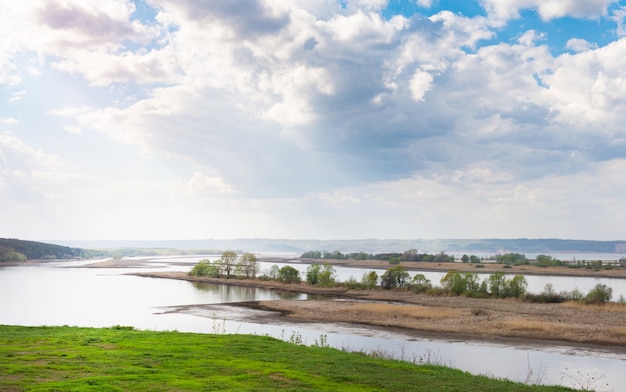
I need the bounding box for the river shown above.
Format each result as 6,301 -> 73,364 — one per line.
1,256 -> 625,391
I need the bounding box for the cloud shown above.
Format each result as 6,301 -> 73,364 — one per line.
565,38 -> 599,52
1,117 -> 19,125
2,1 -> 626,240
32,1 -> 622,198
481,0 -> 615,25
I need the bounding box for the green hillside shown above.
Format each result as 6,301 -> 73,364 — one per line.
0,238 -> 83,262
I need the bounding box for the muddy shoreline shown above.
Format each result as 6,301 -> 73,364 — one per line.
134,271 -> 626,353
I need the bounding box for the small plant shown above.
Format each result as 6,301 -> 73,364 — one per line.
561,368 -> 610,392
110,325 -> 134,330
288,331 -> 304,345
313,334 -> 328,348
211,313 -> 226,334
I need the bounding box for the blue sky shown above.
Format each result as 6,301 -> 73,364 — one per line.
1,0 -> 626,241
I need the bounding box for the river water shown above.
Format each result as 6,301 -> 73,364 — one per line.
1,256 -> 625,391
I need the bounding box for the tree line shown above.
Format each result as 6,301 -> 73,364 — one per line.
189,251 -> 260,279
189,256 -> 619,305
300,249 -> 456,263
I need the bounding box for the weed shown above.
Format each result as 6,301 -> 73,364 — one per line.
561,368 -> 611,392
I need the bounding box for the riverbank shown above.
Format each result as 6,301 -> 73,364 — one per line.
0,325 -> 579,391
134,271 -> 626,351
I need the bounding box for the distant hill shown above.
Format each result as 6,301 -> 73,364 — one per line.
0,238 -> 84,262
54,238 -> 626,255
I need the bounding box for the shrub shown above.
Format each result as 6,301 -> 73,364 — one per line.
278,266 -> 301,283
585,284 -> 613,305
344,276 -> 362,290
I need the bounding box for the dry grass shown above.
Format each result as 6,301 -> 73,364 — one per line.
563,301 -> 626,312
612,325 -> 626,337
500,319 -> 570,334
350,303 -> 457,319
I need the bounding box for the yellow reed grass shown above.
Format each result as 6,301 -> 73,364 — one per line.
612,325 -> 626,337
501,319 -> 569,334
563,301 -> 626,312
350,303 -> 456,319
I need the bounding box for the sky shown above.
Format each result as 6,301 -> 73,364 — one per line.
1,0 -> 626,241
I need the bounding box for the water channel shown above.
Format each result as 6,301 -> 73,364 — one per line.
1,256 -> 625,391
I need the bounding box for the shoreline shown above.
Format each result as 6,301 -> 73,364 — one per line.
134,271 -> 626,353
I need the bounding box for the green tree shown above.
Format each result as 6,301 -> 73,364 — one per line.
410,273 -> 432,293
278,266 -> 301,283
189,259 -> 220,277
505,275 -> 528,298
494,253 -> 528,265
306,264 -> 321,285
463,273 -> 480,293
488,272 -> 507,297
585,284 -> 613,305
461,254 -> 469,263
441,270 -> 467,295
219,250 -> 238,279
269,265 -> 280,280
380,266 -> 409,290
361,271 -> 379,289
189,260 -> 211,276
317,263 -> 336,287
237,253 -> 259,278
469,255 -> 481,264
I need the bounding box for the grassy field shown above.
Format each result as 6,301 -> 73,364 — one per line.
0,325 -> 584,391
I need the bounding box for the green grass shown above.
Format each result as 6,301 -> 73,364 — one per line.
0,325 -> 580,391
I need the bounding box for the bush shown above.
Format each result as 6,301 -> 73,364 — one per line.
189,260 -> 213,277
585,284 -> 613,305
344,276 -> 362,290
278,266 -> 301,283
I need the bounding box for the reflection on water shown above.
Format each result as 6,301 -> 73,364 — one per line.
190,281 -> 307,301
0,259 -> 625,391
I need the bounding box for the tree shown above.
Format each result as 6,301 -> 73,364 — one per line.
470,255 -> 481,264
306,264 -> 321,285
189,259 -> 221,277
317,263 -> 336,287
585,284 -> 613,305
441,270 -> 467,295
361,271 -> 379,289
461,254 -> 470,263
411,273 -> 432,293
237,253 -> 259,278
269,265 -> 280,280
219,251 -> 238,278
381,266 -> 410,290
278,266 -> 301,283
189,260 -> 211,276
506,275 -> 527,298
488,272 -> 507,297
463,273 -> 480,293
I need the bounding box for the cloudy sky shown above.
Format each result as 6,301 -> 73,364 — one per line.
1,0 -> 626,241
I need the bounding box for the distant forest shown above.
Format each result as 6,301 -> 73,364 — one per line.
58,238 -> 626,254
0,238 -> 84,262
3,237 -> 625,263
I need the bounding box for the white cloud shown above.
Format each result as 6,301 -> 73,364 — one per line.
481,0 -> 614,25
610,6 -> 626,37
409,70 -> 434,101
186,172 -> 235,195
8,90 -> 26,102
0,117 -> 18,125
417,0 -> 433,8
1,1 -> 626,240
565,38 -> 599,52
